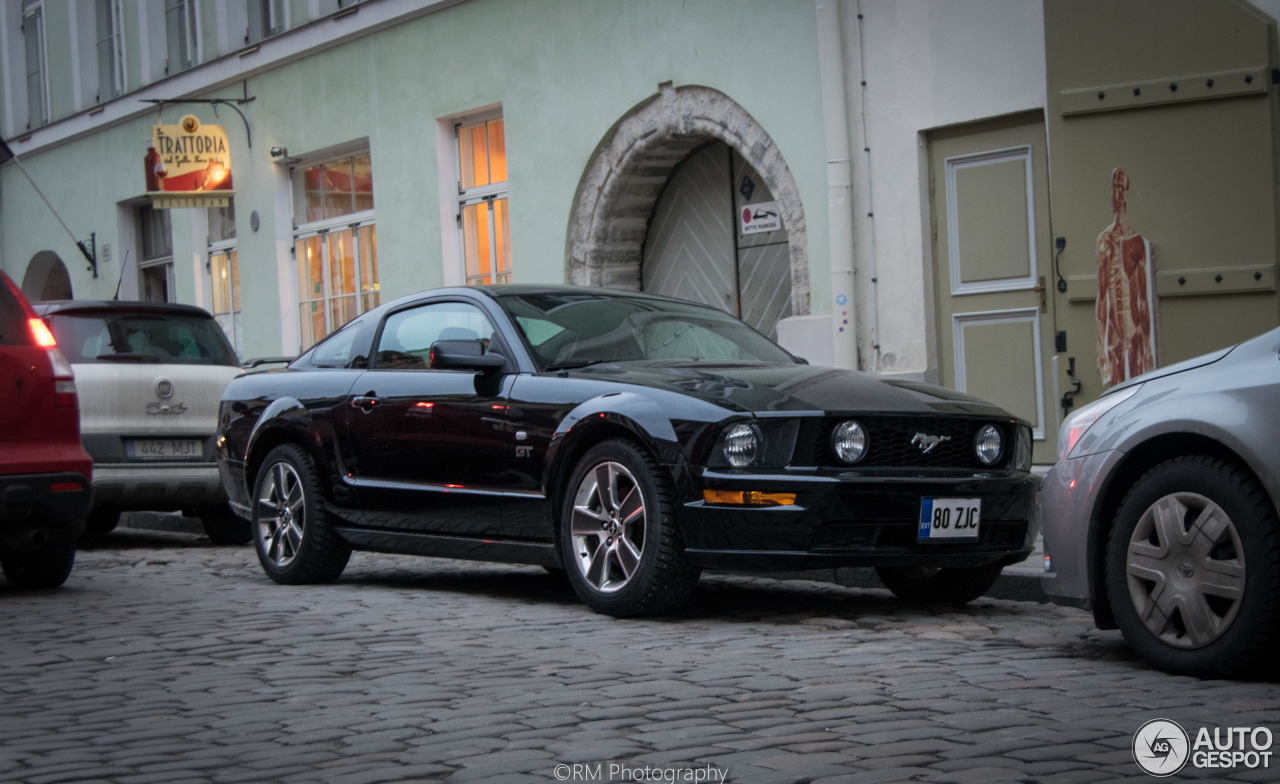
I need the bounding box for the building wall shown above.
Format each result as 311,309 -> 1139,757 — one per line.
0,0 -> 830,360
847,0 -> 1047,379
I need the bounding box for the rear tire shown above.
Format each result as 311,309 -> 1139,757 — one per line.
876,563 -> 1003,605
84,508 -> 120,535
2,544 -> 76,589
251,444 -> 351,584
196,504 -> 252,545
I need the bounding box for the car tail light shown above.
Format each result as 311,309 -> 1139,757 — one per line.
28,317 -> 57,348
28,318 -> 79,408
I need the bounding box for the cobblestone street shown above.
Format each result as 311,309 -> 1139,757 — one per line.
2,527 -> 1278,784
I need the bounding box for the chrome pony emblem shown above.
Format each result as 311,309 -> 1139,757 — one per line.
911,432 -> 951,454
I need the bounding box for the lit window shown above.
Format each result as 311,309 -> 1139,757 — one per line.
292,152 -> 378,351
456,114 -> 510,286
208,204 -> 241,355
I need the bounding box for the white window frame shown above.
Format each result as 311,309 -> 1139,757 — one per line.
453,108 -> 509,286
164,0 -> 199,75
22,0 -> 48,129
207,204 -> 241,355
138,202 -> 174,303
290,149 -> 378,350
245,0 -> 286,44
96,0 -> 126,102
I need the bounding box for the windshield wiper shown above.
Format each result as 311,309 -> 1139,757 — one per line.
544,358 -> 611,371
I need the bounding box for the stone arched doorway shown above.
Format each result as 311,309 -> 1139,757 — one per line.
565,84 -> 808,329
22,251 -> 72,301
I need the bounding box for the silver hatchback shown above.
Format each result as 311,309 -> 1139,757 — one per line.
35,301 -> 247,544
1042,328 -> 1280,678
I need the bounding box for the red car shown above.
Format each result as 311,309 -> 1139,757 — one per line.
0,271 -> 91,588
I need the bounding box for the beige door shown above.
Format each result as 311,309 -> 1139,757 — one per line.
929,112 -> 1057,463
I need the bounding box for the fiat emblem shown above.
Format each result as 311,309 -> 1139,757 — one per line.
155,378 -> 174,399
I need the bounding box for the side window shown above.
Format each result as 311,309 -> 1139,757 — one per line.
375,301 -> 495,370
310,320 -> 362,367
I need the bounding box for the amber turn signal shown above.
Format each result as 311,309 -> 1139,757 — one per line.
702,489 -> 796,506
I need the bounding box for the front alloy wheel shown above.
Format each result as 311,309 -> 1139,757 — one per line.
251,444 -> 351,585
570,460 -> 647,594
560,439 -> 699,616
1107,456 -> 1280,677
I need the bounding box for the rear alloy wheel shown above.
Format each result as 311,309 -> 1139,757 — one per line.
1,544 -> 76,589
252,444 -> 351,585
560,439 -> 699,617
875,563 -> 1003,606
1106,456 -> 1280,677
195,504 -> 252,546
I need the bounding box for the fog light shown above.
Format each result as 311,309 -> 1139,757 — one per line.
832,420 -> 868,464
975,424 -> 1003,465
723,423 -> 761,467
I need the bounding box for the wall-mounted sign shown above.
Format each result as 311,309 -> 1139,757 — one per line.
740,201 -> 781,235
145,114 -> 234,209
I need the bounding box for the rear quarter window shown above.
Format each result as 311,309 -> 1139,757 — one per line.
48,310 -> 238,366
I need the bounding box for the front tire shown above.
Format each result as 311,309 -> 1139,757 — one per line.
251,444 -> 351,585
876,563 -> 1003,605
2,544 -> 76,589
1106,456 -> 1280,678
559,439 -> 700,617
84,508 -> 120,535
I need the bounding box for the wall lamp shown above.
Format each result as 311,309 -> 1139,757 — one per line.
270,146 -> 288,159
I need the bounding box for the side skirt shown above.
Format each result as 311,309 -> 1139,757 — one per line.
333,527 -> 561,569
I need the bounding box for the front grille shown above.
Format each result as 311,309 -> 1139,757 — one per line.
814,416 -> 1008,470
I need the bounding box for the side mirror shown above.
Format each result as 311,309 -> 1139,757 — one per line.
430,339 -> 505,372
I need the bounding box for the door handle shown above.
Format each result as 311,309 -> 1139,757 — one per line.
350,394 -> 380,413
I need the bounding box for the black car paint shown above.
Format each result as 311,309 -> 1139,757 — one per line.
217,285 -> 1037,573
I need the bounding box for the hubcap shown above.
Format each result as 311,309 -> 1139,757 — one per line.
570,461 -> 646,594
256,461 -> 306,567
1125,491 -> 1245,649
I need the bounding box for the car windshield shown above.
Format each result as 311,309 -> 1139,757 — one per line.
47,310 -> 239,366
496,291 -> 797,370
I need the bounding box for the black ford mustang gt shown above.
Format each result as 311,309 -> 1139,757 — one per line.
216,285 -> 1038,616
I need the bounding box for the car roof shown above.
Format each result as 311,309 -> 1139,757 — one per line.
33,300 -> 216,318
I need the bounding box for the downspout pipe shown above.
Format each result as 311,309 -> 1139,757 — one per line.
816,0 -> 858,369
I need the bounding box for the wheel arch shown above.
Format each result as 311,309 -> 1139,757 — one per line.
1088,431 -> 1277,629
545,414 -> 683,540
243,398 -> 332,504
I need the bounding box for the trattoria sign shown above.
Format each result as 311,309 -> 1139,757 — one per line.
145,114 -> 234,209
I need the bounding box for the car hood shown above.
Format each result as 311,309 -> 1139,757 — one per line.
563,361 -> 1016,417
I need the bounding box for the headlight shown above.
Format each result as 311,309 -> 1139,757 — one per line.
831,420 -> 868,464
1058,384 -> 1142,460
975,424 -> 1003,465
722,423 -> 761,467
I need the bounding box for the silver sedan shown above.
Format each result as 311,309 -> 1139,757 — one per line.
1041,328 -> 1280,678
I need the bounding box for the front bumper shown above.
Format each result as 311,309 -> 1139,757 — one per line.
679,468 -> 1039,571
1039,449 -> 1122,611
0,471 -> 91,550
